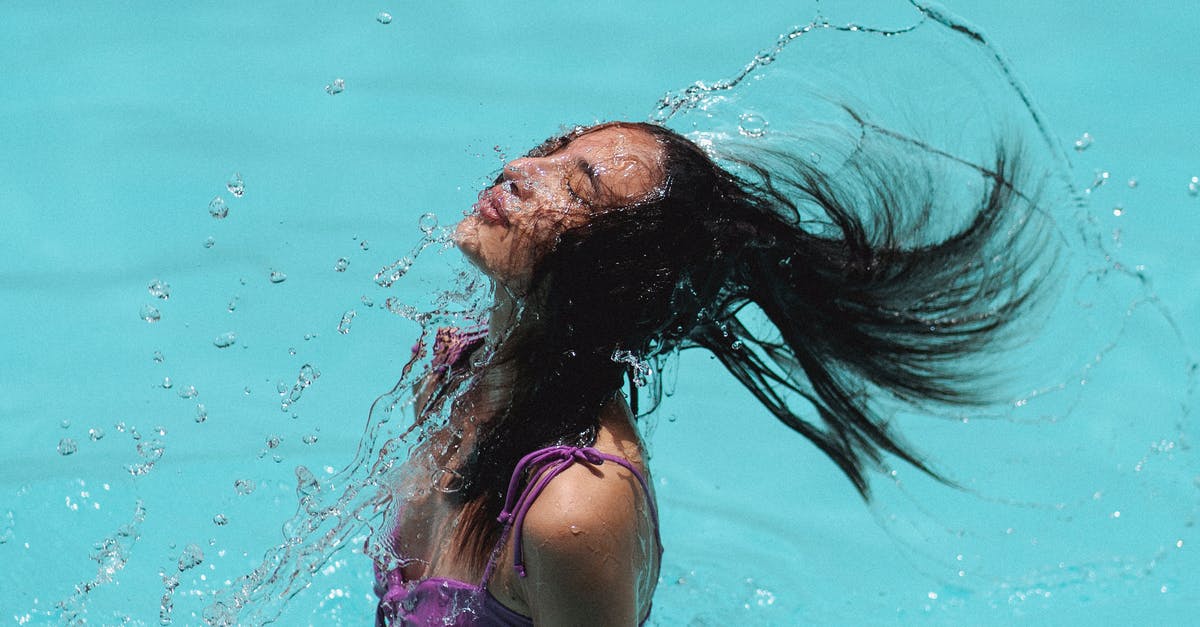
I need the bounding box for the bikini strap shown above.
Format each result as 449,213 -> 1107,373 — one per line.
479,445 -> 659,586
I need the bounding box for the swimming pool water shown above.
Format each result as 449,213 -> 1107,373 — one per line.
2,1 -> 1197,624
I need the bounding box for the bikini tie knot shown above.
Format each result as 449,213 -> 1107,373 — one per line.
570,447 -> 605,465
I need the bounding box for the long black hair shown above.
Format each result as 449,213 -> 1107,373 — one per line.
447,119 -> 1049,566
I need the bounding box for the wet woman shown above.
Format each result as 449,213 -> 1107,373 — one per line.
373,120 -> 1046,625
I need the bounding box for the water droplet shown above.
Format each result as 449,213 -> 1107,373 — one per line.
431,468 -> 465,493
337,310 -> 357,335
243,386 -> 252,396
226,172 -> 244,198
148,279 -> 171,300
731,340 -> 744,350
226,297 -> 238,313
1112,206 -> 1124,217
334,257 -> 349,272
359,240 -> 370,251
268,270 -> 287,284
177,385 -> 198,399
140,305 -> 162,323
1073,132 -> 1093,151
203,236 -> 216,249
1127,178 -> 1138,189
295,465 -> 320,499
89,427 -> 105,441
138,439 -> 165,460
376,11 -> 392,24
288,347 -> 297,356
213,332 -> 238,349
1189,176 -> 1199,197
737,112 -> 768,138
266,435 -> 281,449
208,196 -> 229,219
302,434 -> 318,445
212,513 -> 229,526
569,525 -> 582,536
233,479 -> 256,495
0,511 -> 14,545
360,295 -> 375,308
161,377 -> 173,389
177,544 -> 204,571
153,350 -> 164,363
57,438 -> 78,456
375,257 -> 414,287
418,213 -> 438,234
325,78 -> 345,95
60,419 -> 71,429
195,404 -> 208,423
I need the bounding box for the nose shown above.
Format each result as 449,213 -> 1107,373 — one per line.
501,157 -> 544,200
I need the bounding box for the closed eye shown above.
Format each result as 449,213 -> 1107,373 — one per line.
565,158 -> 598,204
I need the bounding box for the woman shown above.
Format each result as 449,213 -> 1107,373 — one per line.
373,120 -> 1046,625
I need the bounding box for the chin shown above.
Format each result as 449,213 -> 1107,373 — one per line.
453,218 -> 480,253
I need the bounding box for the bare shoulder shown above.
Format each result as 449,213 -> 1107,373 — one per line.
504,397 -> 659,624
514,449 -> 658,625
524,396 -> 653,544
521,457 -> 647,543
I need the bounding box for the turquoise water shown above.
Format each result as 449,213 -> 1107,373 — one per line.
2,1 -> 1197,624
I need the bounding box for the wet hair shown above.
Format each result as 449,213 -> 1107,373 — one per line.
447,120 -> 1049,567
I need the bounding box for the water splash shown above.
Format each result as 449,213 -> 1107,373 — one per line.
186,4 -> 1194,625
56,500 -> 147,623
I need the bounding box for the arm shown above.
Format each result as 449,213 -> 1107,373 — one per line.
516,462 -> 654,626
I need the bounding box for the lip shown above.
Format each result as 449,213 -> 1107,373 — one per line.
473,186 -> 510,227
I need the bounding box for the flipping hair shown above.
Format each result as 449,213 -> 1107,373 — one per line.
447,119 -> 1049,567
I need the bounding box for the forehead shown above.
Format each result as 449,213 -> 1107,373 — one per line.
559,126 -> 662,163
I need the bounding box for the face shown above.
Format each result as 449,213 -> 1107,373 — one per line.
454,125 -> 665,289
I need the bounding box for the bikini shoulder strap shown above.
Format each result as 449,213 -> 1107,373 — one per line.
479,445 -> 660,586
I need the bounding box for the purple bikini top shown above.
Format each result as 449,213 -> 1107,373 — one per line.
374,445 -> 660,626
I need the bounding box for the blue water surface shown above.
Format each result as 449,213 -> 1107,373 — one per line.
1,1 -> 1197,625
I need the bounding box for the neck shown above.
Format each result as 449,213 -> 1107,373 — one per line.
465,282 -> 538,415
484,284 -> 523,352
